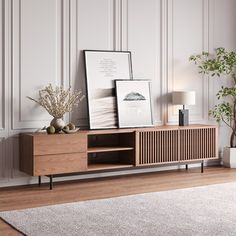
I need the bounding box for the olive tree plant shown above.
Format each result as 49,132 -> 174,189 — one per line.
190,47 -> 236,148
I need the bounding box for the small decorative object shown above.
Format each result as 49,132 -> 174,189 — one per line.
62,122 -> 79,134
115,80 -> 153,128
63,125 -> 70,132
27,84 -> 84,133
50,117 -> 65,132
84,50 -> 133,129
46,126 -> 55,134
67,122 -> 76,130
172,91 -> 196,126
35,126 -> 47,133
62,127 -> 80,134
190,47 -> 236,167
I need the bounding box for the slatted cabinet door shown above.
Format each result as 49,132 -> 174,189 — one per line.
137,126 -> 218,166
137,129 -> 179,165
179,127 -> 217,161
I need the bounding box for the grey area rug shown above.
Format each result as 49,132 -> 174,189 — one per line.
1,182 -> 236,236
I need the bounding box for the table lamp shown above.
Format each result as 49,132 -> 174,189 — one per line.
172,91 -> 196,126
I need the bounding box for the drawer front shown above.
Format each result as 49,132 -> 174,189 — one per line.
34,133 -> 87,155
34,153 -> 87,176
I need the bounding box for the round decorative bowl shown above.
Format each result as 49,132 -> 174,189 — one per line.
62,128 -> 80,134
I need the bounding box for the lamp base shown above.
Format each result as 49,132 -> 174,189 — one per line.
179,109 -> 189,126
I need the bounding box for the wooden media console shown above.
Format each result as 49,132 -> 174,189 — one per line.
20,124 -> 218,189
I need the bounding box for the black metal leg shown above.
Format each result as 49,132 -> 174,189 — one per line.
38,176 -> 41,187
50,175 -> 53,190
185,164 -> 188,170
201,161 -> 204,173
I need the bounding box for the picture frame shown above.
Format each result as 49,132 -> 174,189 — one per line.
115,80 -> 154,128
84,50 -> 133,129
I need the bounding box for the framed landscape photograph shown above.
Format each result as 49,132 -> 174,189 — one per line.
84,50 -> 133,129
115,80 -> 154,128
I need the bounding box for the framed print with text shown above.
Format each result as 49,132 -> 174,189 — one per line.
115,80 -> 154,128
84,50 -> 133,129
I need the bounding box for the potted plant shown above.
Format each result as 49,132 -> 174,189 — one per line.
190,47 -> 236,167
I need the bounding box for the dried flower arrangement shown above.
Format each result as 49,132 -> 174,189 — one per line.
27,84 -> 85,118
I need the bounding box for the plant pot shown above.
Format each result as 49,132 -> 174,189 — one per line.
223,147 -> 236,168
50,117 -> 65,133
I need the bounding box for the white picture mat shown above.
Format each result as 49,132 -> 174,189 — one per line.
84,51 -> 132,129
116,80 -> 153,128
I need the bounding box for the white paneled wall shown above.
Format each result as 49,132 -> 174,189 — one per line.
167,0 -> 209,124
12,0 -> 69,129
123,0 -> 162,124
0,0 -> 236,186
70,0 -> 116,126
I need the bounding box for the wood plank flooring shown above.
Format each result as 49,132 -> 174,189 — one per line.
1,166 -> 236,235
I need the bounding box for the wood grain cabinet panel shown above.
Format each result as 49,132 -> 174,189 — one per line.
137,129 -> 179,165
34,153 -> 87,176
34,133 -> 87,155
20,132 -> 87,176
179,127 -> 217,161
136,125 -> 218,165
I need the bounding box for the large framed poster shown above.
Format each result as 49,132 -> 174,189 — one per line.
84,50 -> 133,129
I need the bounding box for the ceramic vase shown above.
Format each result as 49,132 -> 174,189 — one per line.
50,117 -> 65,133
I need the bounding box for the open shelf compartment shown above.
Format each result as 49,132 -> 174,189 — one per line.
87,132 -> 135,152
87,132 -> 136,170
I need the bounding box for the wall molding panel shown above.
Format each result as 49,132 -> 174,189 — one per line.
69,0 -> 116,127
208,0 -> 236,123
0,0 -> 235,186
11,0 -> 70,130
167,0 -> 210,124
121,0 -> 163,125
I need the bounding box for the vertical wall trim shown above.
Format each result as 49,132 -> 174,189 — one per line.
166,0 -> 174,124
69,0 -> 77,124
0,0 -> 6,132
121,0 -> 128,51
203,0 -> 210,122
161,0 -> 168,125
108,0 -> 114,50
208,0 -> 216,122
62,0 -> 70,124
3,0 -> 11,137
114,0 -> 121,50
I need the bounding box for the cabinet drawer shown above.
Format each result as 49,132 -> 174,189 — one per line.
33,133 -> 87,155
34,153 -> 87,176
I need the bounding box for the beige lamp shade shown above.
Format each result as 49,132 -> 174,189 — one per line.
172,91 -> 196,105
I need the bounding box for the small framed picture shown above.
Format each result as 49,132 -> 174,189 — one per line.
115,80 -> 154,128
84,50 -> 133,129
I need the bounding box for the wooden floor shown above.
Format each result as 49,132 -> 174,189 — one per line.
1,166 -> 236,235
